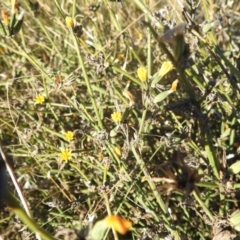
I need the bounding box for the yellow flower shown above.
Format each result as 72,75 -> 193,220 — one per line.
65,16 -> 74,28
60,149 -> 72,161
103,215 -> 132,235
137,66 -> 148,82
34,94 -> 45,104
170,79 -> 179,92
159,61 -> 173,78
111,111 -> 122,123
64,131 -> 74,141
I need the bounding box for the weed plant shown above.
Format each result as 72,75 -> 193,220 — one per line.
0,0 -> 240,239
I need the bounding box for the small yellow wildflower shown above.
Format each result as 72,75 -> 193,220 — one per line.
34,94 -> 45,104
64,131 -> 74,141
159,61 -> 173,78
170,79 -> 179,92
60,149 -> 72,161
111,112 -> 122,123
137,66 -> 148,82
65,16 -> 74,28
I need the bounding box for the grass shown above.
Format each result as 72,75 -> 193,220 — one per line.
0,0 -> 240,239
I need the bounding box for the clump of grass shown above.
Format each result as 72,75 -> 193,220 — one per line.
1,0 -> 240,239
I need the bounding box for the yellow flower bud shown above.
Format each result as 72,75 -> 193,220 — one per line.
65,16 -> 74,28
170,79 -> 179,92
2,12 -> 9,26
159,61 -> 173,78
113,146 -> 121,157
137,66 -> 148,82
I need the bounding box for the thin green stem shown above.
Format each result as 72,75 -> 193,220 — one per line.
131,144 -> 167,215
111,65 -> 141,86
193,190 -> 214,221
103,193 -> 119,240
205,131 -> 220,179
70,29 -> 103,129
138,23 -> 152,135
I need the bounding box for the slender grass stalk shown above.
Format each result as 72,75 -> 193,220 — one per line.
70,163 -> 90,182
205,131 -> 220,180
104,194 -> 119,240
52,0 -> 65,18
196,182 -> 218,188
72,0 -> 77,17
0,144 -> 31,218
138,25 -> 152,135
0,19 -> 8,35
193,190 -> 214,221
147,25 -> 152,78
69,29 -> 103,129
131,144 -> 167,215
111,65 -> 141,86
131,144 -> 180,239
